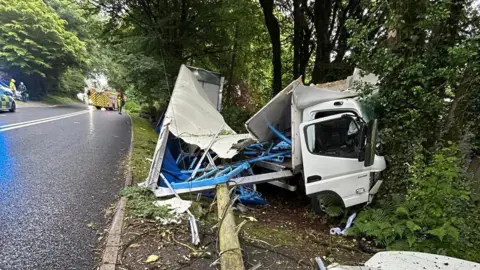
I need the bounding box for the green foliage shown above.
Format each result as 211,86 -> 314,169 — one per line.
0,0 -> 87,76
121,187 -> 171,220
58,68 -> 86,94
348,0 -> 480,195
350,146 -> 479,261
124,101 -> 141,115
222,106 -> 252,133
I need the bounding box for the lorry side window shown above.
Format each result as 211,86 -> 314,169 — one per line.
305,117 -> 359,159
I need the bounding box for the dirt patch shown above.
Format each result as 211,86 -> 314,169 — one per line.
118,187 -> 373,270
118,220 -> 215,270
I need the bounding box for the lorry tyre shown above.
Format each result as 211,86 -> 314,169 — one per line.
311,192 -> 344,217
96,106 -> 101,110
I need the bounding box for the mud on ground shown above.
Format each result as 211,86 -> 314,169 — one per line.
117,187 -> 373,270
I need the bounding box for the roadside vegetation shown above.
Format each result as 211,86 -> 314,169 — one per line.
121,187 -> 171,220
41,94 -> 79,105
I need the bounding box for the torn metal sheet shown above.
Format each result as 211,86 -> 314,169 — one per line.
292,84 -> 357,110
315,68 -> 379,92
163,65 -> 252,158
178,133 -> 253,159
245,79 -> 300,143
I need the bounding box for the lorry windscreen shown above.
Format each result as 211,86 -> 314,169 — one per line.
315,110 -> 357,119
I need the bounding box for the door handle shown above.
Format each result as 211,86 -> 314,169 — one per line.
356,188 -> 366,194
307,175 -> 322,183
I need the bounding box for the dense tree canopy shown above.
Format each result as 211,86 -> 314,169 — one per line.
0,0 -> 87,77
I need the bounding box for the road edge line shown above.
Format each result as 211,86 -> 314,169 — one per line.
99,113 -> 134,270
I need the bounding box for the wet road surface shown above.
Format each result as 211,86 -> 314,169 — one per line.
0,104 -> 131,269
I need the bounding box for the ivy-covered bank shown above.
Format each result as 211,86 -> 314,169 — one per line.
347,0 -> 480,261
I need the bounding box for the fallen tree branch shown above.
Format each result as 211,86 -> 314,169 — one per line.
235,220 -> 248,235
171,231 -> 201,253
216,183 -> 244,270
242,233 -> 278,248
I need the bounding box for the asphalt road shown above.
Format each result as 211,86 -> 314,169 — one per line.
0,104 -> 132,269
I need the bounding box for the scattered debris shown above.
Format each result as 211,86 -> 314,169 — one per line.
153,197 -> 192,215
234,203 -> 249,213
315,257 -> 326,270
330,213 -> 356,235
160,174 -> 200,245
242,216 -> 258,222
249,263 -> 262,270
145,255 -> 159,263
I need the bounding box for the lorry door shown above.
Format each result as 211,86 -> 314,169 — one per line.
299,113 -> 370,207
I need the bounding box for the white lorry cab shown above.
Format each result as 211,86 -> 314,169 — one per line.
245,76 -> 386,212
146,65 -> 386,213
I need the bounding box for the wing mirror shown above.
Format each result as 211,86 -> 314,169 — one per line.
357,119 -> 378,167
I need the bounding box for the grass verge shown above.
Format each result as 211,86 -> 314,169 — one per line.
42,94 -> 79,105
123,114 -> 171,220
129,115 -> 158,184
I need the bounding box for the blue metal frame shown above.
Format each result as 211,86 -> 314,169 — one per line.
159,125 -> 294,204
268,123 -> 292,146
171,162 -> 251,189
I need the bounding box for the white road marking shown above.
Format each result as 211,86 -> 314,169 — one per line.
0,111 -> 89,129
0,110 -> 90,132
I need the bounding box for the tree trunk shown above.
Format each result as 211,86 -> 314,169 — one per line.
228,24 -> 239,85
259,0 -> 282,96
293,0 -> 301,79
311,0 -> 333,84
293,0 -> 314,81
216,183 -> 244,270
225,24 -> 239,105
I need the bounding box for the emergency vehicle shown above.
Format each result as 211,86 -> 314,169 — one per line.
0,87 -> 16,112
87,88 -> 118,110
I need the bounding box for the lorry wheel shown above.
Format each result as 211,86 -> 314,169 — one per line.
96,106 -> 101,110
311,193 -> 345,217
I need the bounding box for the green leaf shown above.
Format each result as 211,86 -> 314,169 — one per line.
395,206 -> 409,216
406,220 -> 421,232
428,227 -> 447,241
406,232 -> 417,247
444,225 -> 460,241
393,223 -> 406,238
